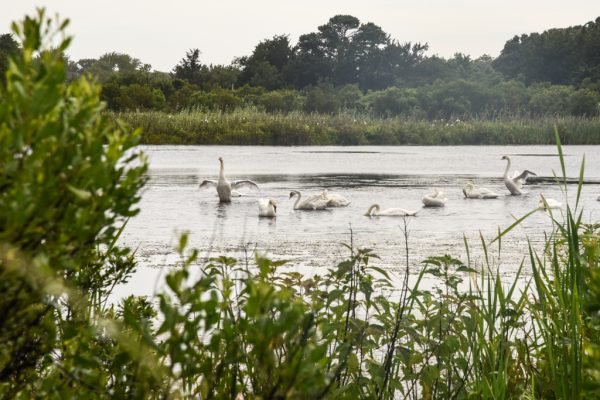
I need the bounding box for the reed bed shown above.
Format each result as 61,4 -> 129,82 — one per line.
114,108 -> 600,146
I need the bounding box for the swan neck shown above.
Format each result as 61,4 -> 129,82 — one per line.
503,158 -> 511,179
463,184 -> 472,197
293,192 -> 301,209
218,159 -> 225,179
367,204 -> 379,215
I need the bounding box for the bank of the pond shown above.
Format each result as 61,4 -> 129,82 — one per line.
113,109 -> 600,146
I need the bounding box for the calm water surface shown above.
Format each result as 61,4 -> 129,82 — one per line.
113,145 -> 600,299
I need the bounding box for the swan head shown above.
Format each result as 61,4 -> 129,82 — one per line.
218,156 -> 224,164
462,182 -> 473,198
501,155 -> 510,161
289,191 -> 299,199
364,204 -> 379,216
269,199 -> 277,212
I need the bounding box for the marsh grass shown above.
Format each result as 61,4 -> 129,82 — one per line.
114,108 -> 600,146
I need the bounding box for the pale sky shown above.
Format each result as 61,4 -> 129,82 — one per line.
2,1 -> 599,72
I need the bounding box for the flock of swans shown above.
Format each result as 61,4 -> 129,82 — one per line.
199,155 -> 596,219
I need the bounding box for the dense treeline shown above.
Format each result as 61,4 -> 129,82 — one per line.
1,14 -> 598,121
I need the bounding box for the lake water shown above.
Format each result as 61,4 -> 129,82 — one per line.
113,145 -> 600,300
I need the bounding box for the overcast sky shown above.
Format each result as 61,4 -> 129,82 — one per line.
2,1 -> 599,72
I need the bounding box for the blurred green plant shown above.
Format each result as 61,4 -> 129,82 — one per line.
0,9 -> 154,397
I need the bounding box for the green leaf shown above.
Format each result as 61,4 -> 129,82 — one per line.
66,184 -> 92,200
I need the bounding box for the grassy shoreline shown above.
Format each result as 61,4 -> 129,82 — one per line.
114,109 -> 600,146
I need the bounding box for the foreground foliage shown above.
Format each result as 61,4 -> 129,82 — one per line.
1,10 -> 600,399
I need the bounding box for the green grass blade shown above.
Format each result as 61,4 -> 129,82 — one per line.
575,154 -> 585,211
491,209 -> 537,244
555,127 -> 567,188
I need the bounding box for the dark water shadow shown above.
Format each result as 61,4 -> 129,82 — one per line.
214,202 -> 232,219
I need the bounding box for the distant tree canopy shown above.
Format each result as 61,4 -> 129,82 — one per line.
236,35 -> 292,90
494,16 -> 600,85
172,48 -> 240,90
236,15 -> 428,91
70,51 -> 151,82
3,14 -> 598,117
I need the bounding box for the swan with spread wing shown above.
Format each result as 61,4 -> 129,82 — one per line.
199,157 -> 259,203
501,155 -> 536,195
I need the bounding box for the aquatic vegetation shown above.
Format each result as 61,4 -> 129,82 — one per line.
115,108 -> 600,146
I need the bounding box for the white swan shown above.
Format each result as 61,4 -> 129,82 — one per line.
289,190 -> 329,210
462,183 -> 500,199
258,198 -> 277,217
501,155 -> 536,195
321,190 -> 351,207
538,194 -> 561,210
364,204 -> 418,217
422,189 -> 447,207
199,157 -> 259,203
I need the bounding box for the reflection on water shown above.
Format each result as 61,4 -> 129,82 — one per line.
215,202 -> 230,218
112,145 -> 600,300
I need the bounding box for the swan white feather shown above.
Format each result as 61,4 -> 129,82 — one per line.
538,194 -> 561,210
320,190 -> 351,207
364,204 -> 418,217
258,198 -> 277,217
199,157 -> 259,202
501,155 -> 536,195
462,183 -> 499,199
289,190 -> 329,210
422,189 -> 447,207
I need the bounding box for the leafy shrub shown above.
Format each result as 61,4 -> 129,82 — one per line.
364,87 -> 419,117
568,88 -> 600,116
303,84 -> 340,114
256,89 -> 304,113
0,10 -> 150,396
191,88 -> 243,111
